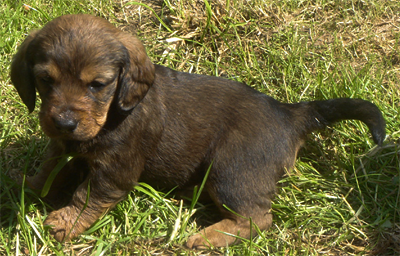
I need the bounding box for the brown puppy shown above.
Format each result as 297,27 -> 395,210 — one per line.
10,14 -> 385,249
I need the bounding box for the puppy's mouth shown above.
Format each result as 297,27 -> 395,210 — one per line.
40,110 -> 102,141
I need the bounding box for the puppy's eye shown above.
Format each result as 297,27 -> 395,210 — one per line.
89,81 -> 106,91
38,75 -> 53,85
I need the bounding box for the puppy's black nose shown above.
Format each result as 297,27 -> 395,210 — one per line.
53,114 -> 78,133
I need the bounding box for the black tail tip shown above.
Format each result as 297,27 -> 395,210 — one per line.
372,124 -> 386,146
366,103 -> 386,146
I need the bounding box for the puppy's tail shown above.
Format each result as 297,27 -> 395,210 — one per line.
291,98 -> 386,146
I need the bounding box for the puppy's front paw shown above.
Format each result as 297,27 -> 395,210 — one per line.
44,206 -> 84,242
8,169 -> 26,187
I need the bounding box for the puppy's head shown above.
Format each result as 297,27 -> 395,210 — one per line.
11,14 -> 155,141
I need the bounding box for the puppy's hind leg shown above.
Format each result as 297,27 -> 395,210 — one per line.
186,202 -> 273,249
186,158 -> 277,249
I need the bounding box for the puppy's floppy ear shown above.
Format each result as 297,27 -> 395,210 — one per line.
10,30 -> 39,113
117,33 -> 155,112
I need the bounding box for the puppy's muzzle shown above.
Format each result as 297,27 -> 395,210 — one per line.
52,110 -> 78,133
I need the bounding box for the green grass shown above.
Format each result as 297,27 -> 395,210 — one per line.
1,0 -> 400,255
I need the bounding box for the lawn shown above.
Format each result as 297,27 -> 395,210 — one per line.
1,0 -> 399,255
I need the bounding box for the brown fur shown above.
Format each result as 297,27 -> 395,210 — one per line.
10,14 -> 385,248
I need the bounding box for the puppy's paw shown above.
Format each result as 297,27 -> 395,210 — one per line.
8,169 -> 46,194
8,169 -> 25,186
186,233 -> 212,249
186,218 -> 253,249
186,227 -> 234,249
44,206 -> 83,242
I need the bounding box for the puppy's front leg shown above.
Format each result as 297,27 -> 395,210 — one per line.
21,142 -> 64,194
44,174 -> 127,242
20,142 -> 88,207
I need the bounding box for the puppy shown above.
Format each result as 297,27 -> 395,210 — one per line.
10,14 -> 385,249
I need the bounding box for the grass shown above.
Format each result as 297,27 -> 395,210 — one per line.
1,0 -> 399,255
